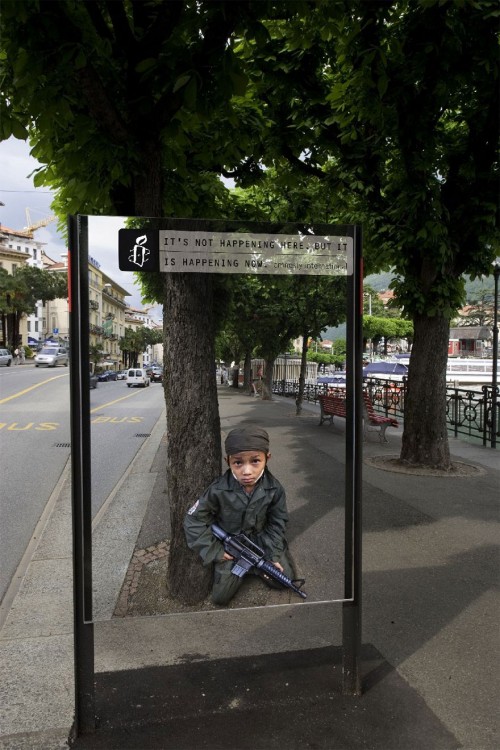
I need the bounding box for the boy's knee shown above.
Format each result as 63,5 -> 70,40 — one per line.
211,589 -> 233,606
212,562 -> 241,606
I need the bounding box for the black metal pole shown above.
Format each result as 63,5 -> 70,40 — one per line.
68,215 -> 95,736
491,264 -> 499,449
342,225 -> 363,696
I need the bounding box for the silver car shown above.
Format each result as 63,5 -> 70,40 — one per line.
34,346 -> 69,367
0,348 -> 13,366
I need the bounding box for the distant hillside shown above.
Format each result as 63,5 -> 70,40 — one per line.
365,272 -> 394,291
320,272 -> 495,341
364,271 -> 494,299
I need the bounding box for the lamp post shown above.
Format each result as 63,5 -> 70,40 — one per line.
363,292 -> 373,361
491,259 -> 500,448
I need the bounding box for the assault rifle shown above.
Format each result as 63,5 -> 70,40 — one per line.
212,524 -> 307,600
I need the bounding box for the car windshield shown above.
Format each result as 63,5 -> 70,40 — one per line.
40,348 -> 58,354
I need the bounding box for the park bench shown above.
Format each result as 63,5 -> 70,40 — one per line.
318,394 -> 347,426
362,392 -> 399,442
318,392 -> 399,442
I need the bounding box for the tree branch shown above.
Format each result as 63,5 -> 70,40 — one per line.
105,0 -> 135,49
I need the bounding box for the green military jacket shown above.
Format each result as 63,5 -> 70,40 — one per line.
183,468 -> 289,565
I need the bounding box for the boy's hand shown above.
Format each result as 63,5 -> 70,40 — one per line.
222,552 -> 234,561
272,561 -> 284,572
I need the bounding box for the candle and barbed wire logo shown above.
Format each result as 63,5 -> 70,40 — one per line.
119,229 -> 158,271
128,235 -> 150,268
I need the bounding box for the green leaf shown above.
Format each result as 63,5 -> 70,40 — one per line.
230,71 -> 248,96
377,75 -> 388,98
135,58 -> 157,73
0,117 -> 12,140
11,119 -> 28,139
183,76 -> 197,109
172,74 -> 191,93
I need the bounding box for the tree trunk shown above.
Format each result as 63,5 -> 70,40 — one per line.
133,147 -> 220,604
295,333 -> 309,415
400,313 -> 451,470
163,272 -> 221,604
261,357 -> 274,399
243,351 -> 252,391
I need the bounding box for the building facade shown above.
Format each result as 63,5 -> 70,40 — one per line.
0,224 -> 45,347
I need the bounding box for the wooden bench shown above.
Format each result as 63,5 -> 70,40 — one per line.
318,394 -> 347,426
318,392 -> 399,442
362,392 -> 399,442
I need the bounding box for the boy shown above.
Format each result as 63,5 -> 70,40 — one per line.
183,426 -> 295,605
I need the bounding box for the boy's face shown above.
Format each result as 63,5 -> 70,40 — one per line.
226,450 -> 269,490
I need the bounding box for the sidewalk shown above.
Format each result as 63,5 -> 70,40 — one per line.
0,389 -> 498,749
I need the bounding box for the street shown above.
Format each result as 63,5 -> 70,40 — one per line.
0,364 -> 165,605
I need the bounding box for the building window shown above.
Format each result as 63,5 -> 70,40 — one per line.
27,321 -> 31,332
35,321 -> 39,332
33,249 -> 37,260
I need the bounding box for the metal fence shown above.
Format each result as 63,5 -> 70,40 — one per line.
271,377 -> 499,448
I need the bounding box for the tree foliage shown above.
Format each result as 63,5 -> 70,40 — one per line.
233,0 -> 499,468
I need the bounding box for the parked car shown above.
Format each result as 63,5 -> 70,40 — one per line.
148,366 -> 163,383
89,372 -> 98,389
97,370 -> 118,381
34,346 -> 68,367
126,368 -> 150,388
116,370 -> 128,380
0,348 -> 13,366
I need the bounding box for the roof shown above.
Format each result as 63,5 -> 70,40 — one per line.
449,326 -> 492,340
0,224 -> 33,239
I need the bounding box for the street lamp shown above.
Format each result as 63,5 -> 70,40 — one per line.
491,259 -> 500,448
363,292 -> 373,361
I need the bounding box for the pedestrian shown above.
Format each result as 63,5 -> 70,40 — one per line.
13,347 -> 19,365
19,347 -> 25,364
184,426 -> 295,605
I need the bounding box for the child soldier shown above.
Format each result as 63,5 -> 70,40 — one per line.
183,426 -> 295,605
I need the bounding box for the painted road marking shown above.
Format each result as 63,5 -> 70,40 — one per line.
0,374 -> 68,405
90,392 -> 142,413
1,383 -> 147,429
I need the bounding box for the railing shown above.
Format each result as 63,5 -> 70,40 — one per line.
271,377 -> 499,448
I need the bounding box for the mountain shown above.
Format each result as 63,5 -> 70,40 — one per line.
320,272 -> 495,342
364,271 -> 494,298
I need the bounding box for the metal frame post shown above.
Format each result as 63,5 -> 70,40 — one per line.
342,225 -> 363,696
68,215 -> 95,735
491,262 -> 499,448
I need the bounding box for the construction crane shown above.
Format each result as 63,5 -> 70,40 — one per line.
23,208 -> 56,236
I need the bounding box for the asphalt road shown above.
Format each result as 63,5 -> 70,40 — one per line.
0,364 -> 165,604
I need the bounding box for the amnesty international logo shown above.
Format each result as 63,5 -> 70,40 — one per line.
118,229 -> 159,272
129,235 -> 150,267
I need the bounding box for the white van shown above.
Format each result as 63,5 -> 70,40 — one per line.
126,368 -> 150,388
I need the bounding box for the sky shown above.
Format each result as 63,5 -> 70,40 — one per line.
0,136 -> 156,313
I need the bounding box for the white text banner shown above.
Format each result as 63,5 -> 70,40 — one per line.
159,231 -> 353,275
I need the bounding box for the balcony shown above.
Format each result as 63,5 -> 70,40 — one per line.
89,300 -> 99,311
